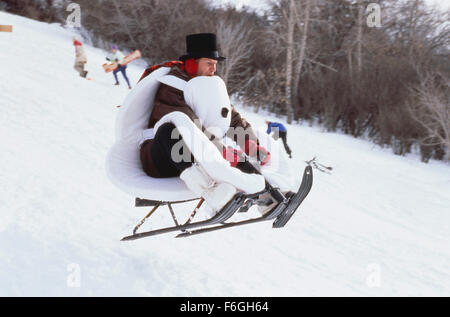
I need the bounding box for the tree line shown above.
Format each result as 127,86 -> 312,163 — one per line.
3,0 -> 449,162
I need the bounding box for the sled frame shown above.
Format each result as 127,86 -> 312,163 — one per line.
130,197 -> 201,235
121,160 -> 312,240
121,192 -> 252,241
121,182 -> 288,241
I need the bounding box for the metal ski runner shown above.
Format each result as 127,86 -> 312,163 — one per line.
121,193 -> 247,241
273,165 -> 313,228
176,165 -> 313,238
121,166 -> 313,240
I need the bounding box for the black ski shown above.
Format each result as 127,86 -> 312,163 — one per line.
175,217 -> 265,238
176,166 -> 313,238
272,165 -> 313,228
175,197 -> 288,238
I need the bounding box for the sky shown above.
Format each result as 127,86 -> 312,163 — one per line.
215,0 -> 450,12
426,0 -> 450,10
212,0 -> 271,12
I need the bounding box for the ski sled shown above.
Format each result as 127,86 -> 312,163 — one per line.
105,66 -> 313,240
103,50 -> 142,73
121,164 -> 312,240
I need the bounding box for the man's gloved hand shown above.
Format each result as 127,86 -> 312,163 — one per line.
106,57 -> 111,61
222,146 -> 244,167
244,140 -> 271,166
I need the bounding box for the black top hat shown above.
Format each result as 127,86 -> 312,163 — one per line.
179,33 -> 226,61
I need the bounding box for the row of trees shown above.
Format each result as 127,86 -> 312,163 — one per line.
0,0 -> 60,22
3,0 -> 449,162
242,0 -> 449,162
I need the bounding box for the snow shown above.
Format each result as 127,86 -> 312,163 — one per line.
1,11 -> 450,296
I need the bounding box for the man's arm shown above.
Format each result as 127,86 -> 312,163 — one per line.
226,106 -> 259,150
150,83 -> 226,151
267,122 -> 273,134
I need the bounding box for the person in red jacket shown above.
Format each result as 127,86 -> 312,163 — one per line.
72,37 -> 88,78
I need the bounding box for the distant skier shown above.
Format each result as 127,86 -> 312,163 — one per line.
73,37 -> 88,78
265,120 -> 292,158
106,45 -> 132,89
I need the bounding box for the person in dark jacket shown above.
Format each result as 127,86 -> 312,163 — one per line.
266,121 -> 292,158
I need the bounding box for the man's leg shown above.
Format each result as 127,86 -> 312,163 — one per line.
149,122 -> 236,215
113,68 -> 120,84
120,65 -> 131,88
280,131 -> 292,158
74,62 -> 84,77
81,63 -> 88,78
149,122 -> 194,177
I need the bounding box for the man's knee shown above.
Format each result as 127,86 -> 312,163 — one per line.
156,122 -> 177,139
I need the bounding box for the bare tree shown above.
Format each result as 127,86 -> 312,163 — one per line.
241,68 -> 286,113
268,0 -> 312,123
408,73 -> 450,159
111,0 -> 138,48
407,0 -> 421,63
216,19 -> 254,93
356,0 -> 363,74
284,0 -> 296,123
292,0 -> 311,117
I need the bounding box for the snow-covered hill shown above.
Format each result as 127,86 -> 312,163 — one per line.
1,11 -> 449,296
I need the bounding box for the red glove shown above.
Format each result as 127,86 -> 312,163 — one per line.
244,139 -> 258,157
222,147 -> 244,167
244,140 -> 271,166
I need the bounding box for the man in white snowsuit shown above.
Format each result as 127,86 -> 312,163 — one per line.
139,33 -> 271,215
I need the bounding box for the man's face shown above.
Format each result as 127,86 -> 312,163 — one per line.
196,58 -> 217,76
112,48 -> 117,53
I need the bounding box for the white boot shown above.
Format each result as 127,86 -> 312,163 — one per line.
180,164 -> 237,217
202,182 -> 236,216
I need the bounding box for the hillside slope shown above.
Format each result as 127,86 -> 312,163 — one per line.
0,12 -> 449,296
